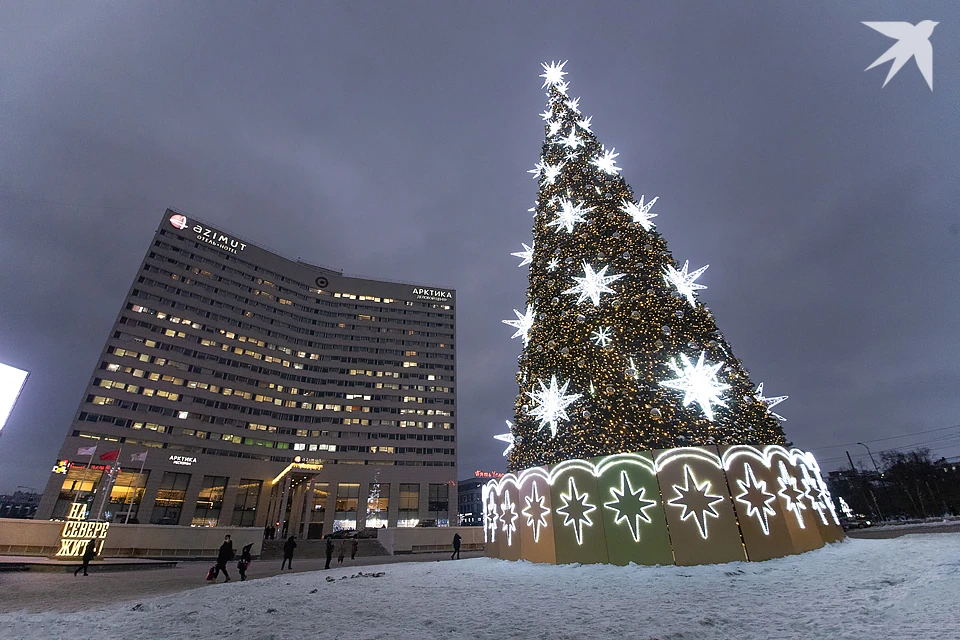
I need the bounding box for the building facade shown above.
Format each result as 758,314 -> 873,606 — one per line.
457,473 -> 501,526
37,209 -> 457,536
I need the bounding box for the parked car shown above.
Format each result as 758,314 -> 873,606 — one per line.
415,519 -> 438,527
840,516 -> 872,530
325,529 -> 357,539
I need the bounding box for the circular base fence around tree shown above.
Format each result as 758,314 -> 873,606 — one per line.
483,444 -> 844,566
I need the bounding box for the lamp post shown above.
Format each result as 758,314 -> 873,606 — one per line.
857,442 -> 884,522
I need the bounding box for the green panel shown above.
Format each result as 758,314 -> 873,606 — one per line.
595,453 -> 673,566
549,464 -> 609,565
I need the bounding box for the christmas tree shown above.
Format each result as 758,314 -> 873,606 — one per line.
502,62 -> 788,472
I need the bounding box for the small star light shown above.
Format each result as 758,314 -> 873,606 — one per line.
590,146 -> 621,175
526,375 -> 582,438
502,305 -> 535,345
591,326 -> 612,347
541,162 -> 565,184
540,60 -> 568,88
577,116 -> 593,133
548,198 -> 592,233
511,242 -> 534,267
554,80 -> 570,96
621,196 -> 658,231
494,421 -> 515,457
754,383 -> 788,422
540,109 -> 553,121
564,262 -> 625,306
546,257 -> 559,271
559,127 -> 584,150
566,96 -> 581,112
663,260 -> 709,308
527,162 -> 544,179
547,120 -> 564,137
660,351 -> 730,421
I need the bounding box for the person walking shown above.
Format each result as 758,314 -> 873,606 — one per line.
73,539 -> 97,576
337,540 -> 345,565
281,535 -> 297,570
451,532 -> 462,560
351,538 -> 359,560
324,536 -> 334,570
237,543 -> 253,581
211,534 -> 234,582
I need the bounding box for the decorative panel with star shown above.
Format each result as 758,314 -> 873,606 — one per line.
517,470 -> 557,564
549,463 -> 609,565
482,481 -> 505,559
768,448 -> 824,554
656,447 -> 746,566
721,445 -> 795,562
595,452 -> 673,566
795,452 -> 845,545
497,480 -> 524,562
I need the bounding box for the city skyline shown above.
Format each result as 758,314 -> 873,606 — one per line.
2,2 -> 960,492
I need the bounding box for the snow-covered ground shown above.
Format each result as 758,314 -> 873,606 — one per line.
2,535 -> 958,639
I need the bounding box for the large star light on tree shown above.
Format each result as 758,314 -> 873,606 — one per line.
590,146 -> 621,175
548,198 -> 592,233
558,127 -> 584,150
660,351 -> 731,421
526,375 -> 582,438
540,60 -> 568,88
754,383 -> 788,422
621,196 -> 658,231
494,421 -> 516,457
564,262 -> 625,306
511,242 -> 534,267
663,260 -> 709,308
503,305 -> 535,345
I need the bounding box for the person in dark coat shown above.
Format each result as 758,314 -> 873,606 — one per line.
74,539 -> 97,576
212,534 -> 233,582
281,535 -> 297,570
451,532 -> 462,560
351,538 -> 359,560
324,536 -> 334,570
337,540 -> 345,565
237,543 -> 253,581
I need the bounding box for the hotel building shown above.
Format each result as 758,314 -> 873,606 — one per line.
36,209 -> 457,535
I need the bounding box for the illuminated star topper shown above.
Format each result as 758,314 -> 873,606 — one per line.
540,60 -> 569,89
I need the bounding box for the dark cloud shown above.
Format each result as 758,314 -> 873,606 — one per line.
1,1 -> 959,490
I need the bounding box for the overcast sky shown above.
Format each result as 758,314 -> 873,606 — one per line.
1,2 -> 958,493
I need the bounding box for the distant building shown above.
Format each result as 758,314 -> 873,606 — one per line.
458,471 -> 503,526
0,491 -> 41,519
36,209 -> 457,535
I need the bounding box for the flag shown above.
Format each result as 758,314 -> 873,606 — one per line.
130,451 -> 147,463
99,450 -> 121,461
77,446 -> 97,456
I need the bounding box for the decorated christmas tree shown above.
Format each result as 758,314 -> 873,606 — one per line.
501,61 -> 788,472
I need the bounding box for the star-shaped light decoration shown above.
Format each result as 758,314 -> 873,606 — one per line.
540,109 -> 553,121
546,257 -> 560,272
577,115 -> 593,133
590,146 -> 621,175
511,242 -> 534,267
485,492 -> 500,543
522,481 -> 551,543
556,477 -> 596,545
754,383 -> 788,422
541,162 -> 564,185
526,375 -> 582,438
604,470 -> 656,542
735,463 -> 778,535
800,464 -> 829,525
527,162 -> 544,179
554,80 -> 570,96
547,120 -> 564,137
621,196 -> 659,231
494,421 -> 515,457
660,351 -> 730,421
501,493 -> 519,546
566,96 -> 580,112
663,260 -> 709,308
564,262 -> 625,307
777,461 -> 807,529
540,60 -> 568,88
502,305 -> 535,345
590,326 -> 612,347
558,127 -> 584,150
548,198 -> 592,234
667,465 -> 724,539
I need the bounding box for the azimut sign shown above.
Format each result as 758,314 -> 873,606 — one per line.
412,287 -> 453,302
168,214 -> 248,255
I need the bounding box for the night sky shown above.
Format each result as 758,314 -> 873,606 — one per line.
1,2 -> 958,493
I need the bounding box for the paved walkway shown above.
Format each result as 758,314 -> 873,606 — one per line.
0,551 -> 483,614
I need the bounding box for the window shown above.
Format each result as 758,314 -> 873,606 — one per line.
398,483 -> 419,526
334,483 -> 360,530
192,476 -> 228,527
429,483 -> 449,523
366,483 -> 389,528
50,467 -> 104,520
108,470 -> 150,523
151,472 -> 191,525
232,479 -> 262,527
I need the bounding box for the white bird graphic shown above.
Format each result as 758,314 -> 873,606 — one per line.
862,21 -> 938,90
